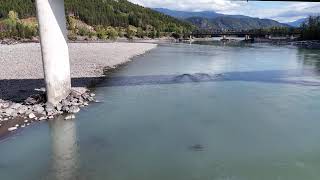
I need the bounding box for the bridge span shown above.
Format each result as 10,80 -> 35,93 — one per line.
191,31 -> 301,39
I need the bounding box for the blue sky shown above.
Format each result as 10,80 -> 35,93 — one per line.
129,0 -> 320,22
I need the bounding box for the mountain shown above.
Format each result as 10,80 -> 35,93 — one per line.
155,8 -> 289,31
286,18 -> 307,27
154,8 -> 222,19
187,16 -> 289,31
0,0 -> 194,33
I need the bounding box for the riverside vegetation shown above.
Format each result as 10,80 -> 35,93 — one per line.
0,0 -> 195,41
1,0 -> 320,41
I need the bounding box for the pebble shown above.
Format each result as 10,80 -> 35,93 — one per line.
65,114 -> 76,120
39,117 -> 47,121
56,103 -> 62,111
10,103 -> 22,109
5,108 -> 15,116
45,102 -> 55,113
8,127 -> 17,131
69,106 -> 80,114
33,105 -> 45,114
0,101 -> 10,109
28,113 -> 36,119
18,106 -> 28,114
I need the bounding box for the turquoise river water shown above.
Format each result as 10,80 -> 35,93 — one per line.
1,42 -> 320,180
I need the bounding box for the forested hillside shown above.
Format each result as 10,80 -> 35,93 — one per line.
0,0 -> 194,39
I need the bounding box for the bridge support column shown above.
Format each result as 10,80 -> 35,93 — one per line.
35,0 -> 71,105
222,35 -> 227,40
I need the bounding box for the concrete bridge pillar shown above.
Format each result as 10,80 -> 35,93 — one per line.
290,35 -> 294,40
222,35 -> 227,40
35,0 -> 71,105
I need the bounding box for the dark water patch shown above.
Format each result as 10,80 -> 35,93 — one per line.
189,144 -> 206,152
101,69 -> 320,87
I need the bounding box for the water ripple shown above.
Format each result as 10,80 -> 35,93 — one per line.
101,69 -> 320,87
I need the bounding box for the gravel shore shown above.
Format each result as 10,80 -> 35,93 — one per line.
0,42 -> 157,137
0,42 -> 157,79
0,42 -> 157,101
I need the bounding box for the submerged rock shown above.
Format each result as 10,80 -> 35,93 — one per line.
189,144 -> 205,151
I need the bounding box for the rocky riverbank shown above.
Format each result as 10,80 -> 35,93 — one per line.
0,88 -> 94,133
0,42 -> 157,137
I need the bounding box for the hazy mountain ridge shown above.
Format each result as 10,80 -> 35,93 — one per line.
153,8 -> 223,19
187,16 -> 289,31
286,18 -> 307,27
155,8 -> 289,31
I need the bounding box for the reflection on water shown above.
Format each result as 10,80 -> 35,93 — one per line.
47,116 -> 79,180
1,43 -> 320,180
298,48 -> 320,73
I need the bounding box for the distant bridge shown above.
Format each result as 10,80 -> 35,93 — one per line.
191,31 -> 301,38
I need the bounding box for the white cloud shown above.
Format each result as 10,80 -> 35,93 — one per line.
129,0 -> 320,22
130,0 -> 243,12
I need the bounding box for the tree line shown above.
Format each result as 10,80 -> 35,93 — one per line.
300,16 -> 320,40
0,0 -> 194,40
0,0 -> 319,41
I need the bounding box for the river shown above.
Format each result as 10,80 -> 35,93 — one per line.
1,42 -> 320,180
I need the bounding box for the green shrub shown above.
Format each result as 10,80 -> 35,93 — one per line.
136,27 -> 145,38
106,26 -> 118,40
68,33 -> 77,41
78,26 -> 92,36
95,25 -> 107,39
126,25 -> 137,39
0,11 -> 38,39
